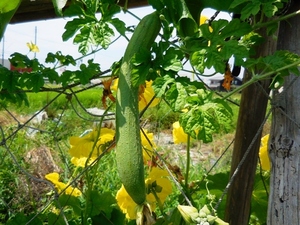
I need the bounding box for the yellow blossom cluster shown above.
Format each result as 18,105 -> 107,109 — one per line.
69,128 -> 115,167
116,167 -> 172,220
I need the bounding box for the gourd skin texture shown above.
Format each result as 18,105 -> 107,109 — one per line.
116,11 -> 161,205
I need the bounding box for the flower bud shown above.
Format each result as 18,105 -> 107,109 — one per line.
177,205 -> 199,224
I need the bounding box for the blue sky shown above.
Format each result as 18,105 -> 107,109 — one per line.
1,6 -> 233,82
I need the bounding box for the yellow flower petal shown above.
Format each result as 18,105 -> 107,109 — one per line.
146,168 -> 172,204
172,121 -> 189,144
69,128 -> 115,161
26,41 -> 39,52
71,157 -> 95,168
111,79 -> 159,111
259,134 -> 270,171
116,168 -> 172,220
139,81 -> 160,111
200,15 -> 208,25
116,185 -> 138,219
45,172 -> 82,197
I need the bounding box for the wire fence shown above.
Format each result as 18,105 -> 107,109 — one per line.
0,70 -> 276,224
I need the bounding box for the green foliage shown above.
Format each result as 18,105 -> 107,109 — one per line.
62,0 -> 125,55
0,0 -> 21,41
51,0 -> 68,16
230,0 -> 289,20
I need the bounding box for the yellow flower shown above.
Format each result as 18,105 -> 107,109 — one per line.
69,128 -> 115,165
111,79 -> 159,111
45,172 -> 82,197
71,157 -> 95,168
259,134 -> 270,171
145,168 -> 172,209
116,185 -> 139,220
139,80 -> 160,111
172,121 -> 189,144
116,168 -> 172,220
200,15 -> 208,25
26,41 -> 39,52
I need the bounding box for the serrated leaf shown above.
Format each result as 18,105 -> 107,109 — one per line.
63,18 -> 92,42
263,2 -> 278,17
179,93 -> 233,143
240,1 -> 261,20
165,82 -> 187,111
206,51 -> 225,73
97,22 -> 114,47
219,19 -> 252,39
74,25 -> 95,55
20,72 -> 44,92
152,76 -> 176,97
190,49 -> 207,74
109,18 -> 126,36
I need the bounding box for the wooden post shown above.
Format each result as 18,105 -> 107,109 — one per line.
224,18 -> 278,225
268,1 -> 300,224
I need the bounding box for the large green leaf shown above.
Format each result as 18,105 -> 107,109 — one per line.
0,0 -> 20,13
179,90 -> 233,143
0,0 -> 21,41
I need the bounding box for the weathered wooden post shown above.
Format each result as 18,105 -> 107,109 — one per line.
268,1 -> 300,224
225,17 -> 278,225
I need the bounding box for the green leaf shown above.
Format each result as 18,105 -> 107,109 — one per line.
0,0 -> 20,13
219,19 -> 252,39
165,82 -> 187,111
251,173 -> 269,224
229,0 -> 249,10
161,47 -> 183,72
148,0 -> 164,10
19,72 -> 44,92
161,0 -> 198,37
109,18 -> 126,36
92,208 -> 125,225
152,75 -> 176,98
52,0 -> 68,16
179,91 -> 233,143
94,22 -> 114,49
7,213 -> 43,225
240,0 -> 261,20
131,49 -> 152,87
263,2 -> 278,17
63,18 -> 94,42
86,191 -> 116,217
48,212 -> 67,225
74,25 -> 96,55
57,194 -> 82,216
190,49 -> 207,74
266,22 -> 279,36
